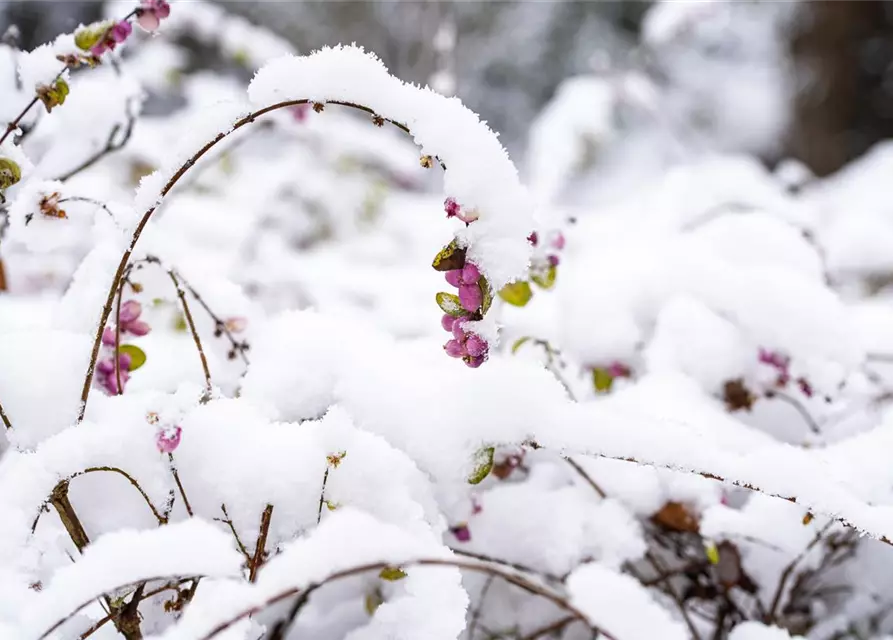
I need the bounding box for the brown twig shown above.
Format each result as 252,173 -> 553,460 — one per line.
178,273 -> 250,366
466,574 -> 495,640
450,548 -> 561,583
0,398 -> 11,430
317,467 -> 329,525
248,504 -> 273,583
169,454 -> 193,517
765,520 -> 835,623
217,504 -> 251,565
114,275 -> 124,395
78,98 -> 439,423
519,615 -> 578,640
55,106 -> 136,182
167,268 -> 212,399
564,456 -> 607,499
200,558 -> 610,640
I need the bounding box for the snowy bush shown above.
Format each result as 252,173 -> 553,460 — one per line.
3,2 -> 893,640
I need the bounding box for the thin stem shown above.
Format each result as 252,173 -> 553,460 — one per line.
114,276 -> 124,395
0,398 -> 11,430
218,504 -> 251,564
249,504 -> 274,583
55,105 -> 136,182
765,389 -> 821,435
317,467 -> 329,525
167,268 -> 212,399
199,558 -> 610,640
450,548 -> 561,582
169,454 -> 193,517
466,574 -> 495,640
520,615 -> 577,640
78,98 -> 432,423
0,95 -> 39,146
765,521 -> 834,623
564,456 -> 607,499
178,273 -> 250,366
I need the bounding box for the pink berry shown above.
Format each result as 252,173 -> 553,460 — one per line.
458,283 -> 482,312
111,20 -> 133,43
153,0 -> 171,19
102,327 -> 117,346
156,425 -> 182,454
444,197 -> 461,218
464,355 -> 485,368
461,263 -> 480,284
445,270 -> 462,288
465,334 -> 488,357
444,339 -> 465,358
125,319 -> 151,337
527,232 -> 538,246
552,232 -> 566,250
137,9 -> 161,31
451,318 -> 466,340
97,357 -> 115,374
450,524 -> 471,542
119,300 -> 142,324
441,314 -> 456,332
548,255 -> 560,267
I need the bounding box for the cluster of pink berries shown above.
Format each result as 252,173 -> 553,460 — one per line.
758,348 -> 813,397
88,0 -> 169,56
528,229 -> 565,267
442,263 -> 489,368
96,300 -> 151,395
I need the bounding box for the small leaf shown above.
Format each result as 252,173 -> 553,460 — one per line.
432,239 -> 466,272
173,313 -> 187,332
479,276 -> 492,316
364,589 -> 383,615
118,344 -> 147,371
511,337 -> 531,354
531,265 -> 557,290
0,158 -> 22,190
802,512 -> 814,525
467,446 -> 494,485
592,368 -> 613,393
74,21 -> 112,51
379,567 -> 407,581
436,292 -> 465,317
498,281 -> 533,307
705,541 -> 720,565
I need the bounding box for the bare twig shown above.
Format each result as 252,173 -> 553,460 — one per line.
218,504 -> 251,564
248,504 -> 273,583
765,520 -> 835,623
450,548 -> 561,583
169,454 -> 193,517
55,107 -> 136,182
167,268 -> 213,399
200,558 -> 609,640
0,398 -> 11,430
317,467 -> 329,525
466,574 -> 495,640
519,615 -> 578,640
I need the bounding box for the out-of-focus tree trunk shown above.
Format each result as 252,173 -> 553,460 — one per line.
788,1 -> 891,176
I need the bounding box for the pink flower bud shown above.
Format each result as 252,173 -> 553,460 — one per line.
527,232 -> 538,246
548,255 -> 560,267
607,361 -> 630,378
552,232 -> 566,250
461,263 -> 480,284
441,314 -> 456,332
758,348 -> 790,372
97,357 -> 115,374
111,20 -> 132,43
444,339 -> 465,358
445,270 -> 462,288
102,327 -> 117,346
450,523 -> 471,542
156,425 -> 182,453
458,283 -> 482,312
118,352 -> 133,371
125,319 -> 151,337
451,318 -> 466,341
444,197 -> 461,218
90,42 -> 107,57
465,334 -> 488,358
153,0 -> 171,19
464,355 -> 485,368
797,377 -> 813,397
119,300 -> 142,324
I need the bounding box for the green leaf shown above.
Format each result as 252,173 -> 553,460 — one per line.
705,541 -> 720,566
0,158 -> 22,190
431,239 -> 466,272
436,292 -> 465,317
74,21 -> 112,51
498,281 -> 533,307
531,265 -> 557,290
467,446 -> 494,485
119,344 -> 147,371
379,567 -> 407,581
511,337 -> 531,354
364,589 -> 383,615
479,276 -> 492,316
592,368 -> 613,393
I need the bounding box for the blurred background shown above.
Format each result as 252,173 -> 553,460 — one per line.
4,0 -> 893,180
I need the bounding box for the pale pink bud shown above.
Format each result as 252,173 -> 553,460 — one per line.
156,425 -> 182,453
224,317 -> 247,333
137,9 -> 161,31
125,319 -> 151,337
152,0 -> 170,19
97,357 -> 115,374
458,283 -> 482,312
118,352 -> 133,371
552,232 -> 566,250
